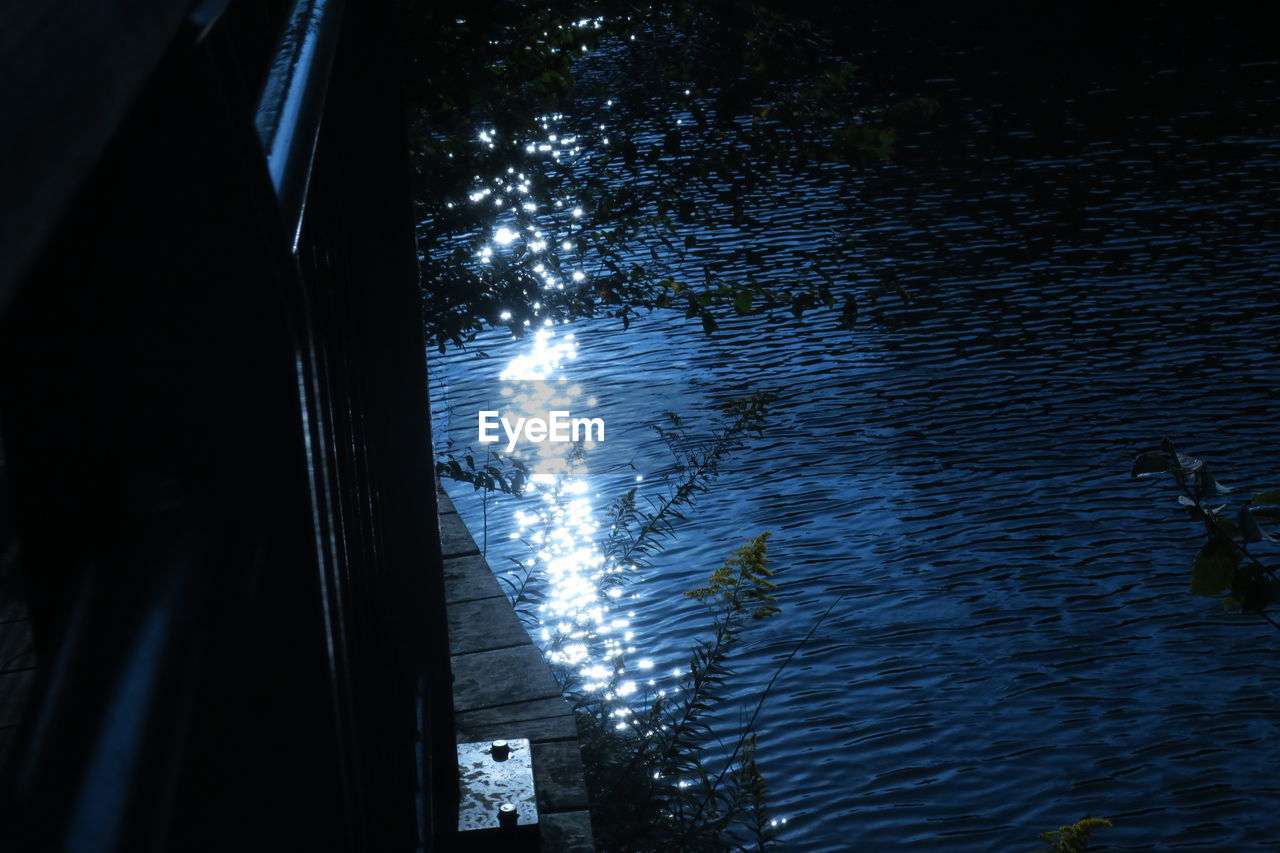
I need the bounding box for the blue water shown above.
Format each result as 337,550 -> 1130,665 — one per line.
431,15 -> 1280,851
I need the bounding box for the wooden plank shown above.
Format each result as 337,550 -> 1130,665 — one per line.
455,696 -> 579,729
446,596 -> 531,656
456,712 -> 579,746
442,553 -> 506,604
436,489 -> 459,514
438,512 -> 481,559
450,645 -> 561,712
531,740 -> 591,813
540,810 -> 596,852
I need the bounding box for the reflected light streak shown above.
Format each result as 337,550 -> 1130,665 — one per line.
496,327 -> 647,716
448,102 -> 683,722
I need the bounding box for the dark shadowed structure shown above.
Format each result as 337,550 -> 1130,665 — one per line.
0,2 -> 460,849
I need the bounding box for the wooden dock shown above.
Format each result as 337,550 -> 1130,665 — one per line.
437,484 -> 595,852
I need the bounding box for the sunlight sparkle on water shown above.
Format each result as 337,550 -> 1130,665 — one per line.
499,328 -> 576,380
445,110 -> 683,721
490,326 -> 658,709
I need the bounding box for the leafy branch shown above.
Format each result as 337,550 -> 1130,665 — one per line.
435,450 -> 529,496
579,533 -> 784,852
604,391 -> 777,581
1030,817 -> 1112,853
672,594 -> 841,850
1131,437 -> 1280,625
407,1 -> 937,352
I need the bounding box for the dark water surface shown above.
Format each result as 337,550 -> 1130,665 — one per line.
434,10 -> 1280,850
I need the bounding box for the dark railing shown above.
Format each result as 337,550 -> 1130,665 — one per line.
0,1 -> 456,850
255,0 -> 344,247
